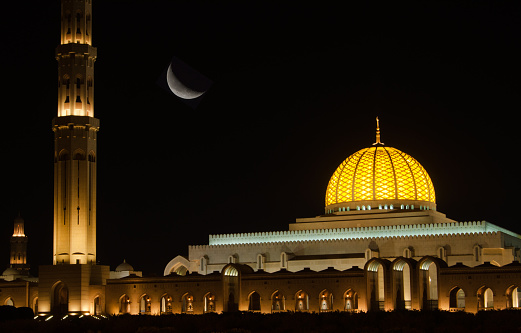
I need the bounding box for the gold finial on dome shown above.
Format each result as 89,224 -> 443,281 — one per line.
373,116 -> 384,145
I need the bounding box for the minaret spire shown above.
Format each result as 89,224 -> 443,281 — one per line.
373,116 -> 384,145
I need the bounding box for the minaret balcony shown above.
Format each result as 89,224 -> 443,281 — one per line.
53,115 -> 100,129
56,43 -> 97,59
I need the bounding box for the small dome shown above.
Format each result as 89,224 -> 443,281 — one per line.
115,260 -> 134,272
325,145 -> 435,210
2,267 -> 20,276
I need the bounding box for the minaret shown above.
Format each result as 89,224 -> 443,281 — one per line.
10,214 -> 29,274
53,0 -> 99,265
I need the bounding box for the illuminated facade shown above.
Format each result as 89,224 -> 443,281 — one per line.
36,0 -> 109,317
168,122 -> 520,276
53,0 -> 98,266
2,0 -> 521,317
157,119 -> 521,314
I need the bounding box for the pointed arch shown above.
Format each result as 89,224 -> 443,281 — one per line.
365,258 -> 390,311
319,289 -> 333,312
417,256 -> 446,310
73,149 -> 86,161
181,293 -> 194,313
343,289 -> 358,311
248,291 -> 261,311
271,290 -> 285,312
506,285 -> 521,308
93,294 -> 102,315
119,294 -> 130,314
160,293 -> 172,314
139,294 -> 151,314
477,286 -> 494,310
295,290 -> 309,311
59,149 -> 70,161
204,292 -> 216,313
51,281 -> 69,315
392,257 -> 415,310
449,286 -> 465,310
164,255 -> 190,276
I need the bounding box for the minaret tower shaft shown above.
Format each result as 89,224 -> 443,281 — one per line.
53,0 -> 99,265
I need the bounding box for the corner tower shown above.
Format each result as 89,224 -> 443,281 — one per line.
53,0 -> 99,265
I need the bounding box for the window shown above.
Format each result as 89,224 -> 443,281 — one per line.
256,254 -> 265,270
280,252 -> 287,269
365,249 -> 373,261
200,256 -> 207,273
473,245 -> 481,262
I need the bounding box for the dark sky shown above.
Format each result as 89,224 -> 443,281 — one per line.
1,0 -> 520,276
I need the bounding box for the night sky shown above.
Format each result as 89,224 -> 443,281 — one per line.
2,0 -> 520,276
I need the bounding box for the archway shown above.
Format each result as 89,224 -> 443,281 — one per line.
248,291 -> 261,311
119,294 -> 130,314
161,294 -> 173,314
204,293 -> 216,313
52,282 -> 69,315
5,297 -> 14,306
418,258 -> 439,310
366,260 -> 386,311
477,286 -> 494,310
93,295 -> 101,315
344,289 -> 358,311
271,290 -> 285,312
182,293 -> 194,313
449,287 -> 465,309
506,286 -> 521,308
392,259 -> 413,310
295,290 -> 309,311
222,264 -> 240,312
140,294 -> 151,314
319,289 -> 333,312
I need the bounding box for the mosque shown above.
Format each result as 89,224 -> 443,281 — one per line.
2,0 -> 521,316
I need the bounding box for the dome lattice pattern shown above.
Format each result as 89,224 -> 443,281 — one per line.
325,146 -> 435,206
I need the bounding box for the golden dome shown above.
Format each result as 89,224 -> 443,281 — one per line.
325,145 -> 436,211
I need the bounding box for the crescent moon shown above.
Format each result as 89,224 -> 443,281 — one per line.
166,63 -> 205,100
